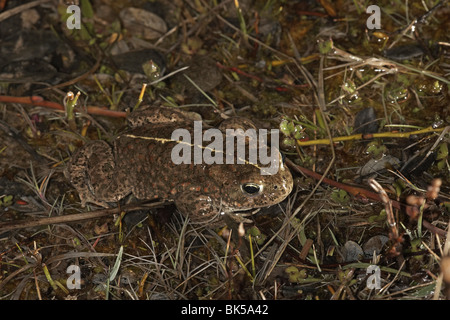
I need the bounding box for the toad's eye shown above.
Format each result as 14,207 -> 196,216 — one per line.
241,183 -> 263,196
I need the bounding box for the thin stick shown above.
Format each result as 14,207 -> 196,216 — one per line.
285,158 -> 447,237
0,202 -> 165,233
0,0 -> 51,23
296,126 -> 446,146
368,179 -> 399,241
43,56 -> 102,91
0,95 -> 127,118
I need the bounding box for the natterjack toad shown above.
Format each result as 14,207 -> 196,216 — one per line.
67,107 -> 293,224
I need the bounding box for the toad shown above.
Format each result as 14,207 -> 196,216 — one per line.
67,107 -> 293,224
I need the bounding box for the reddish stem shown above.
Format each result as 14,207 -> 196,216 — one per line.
0,95 -> 126,118
286,159 -> 446,236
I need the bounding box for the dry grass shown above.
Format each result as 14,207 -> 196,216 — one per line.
0,0 -> 449,300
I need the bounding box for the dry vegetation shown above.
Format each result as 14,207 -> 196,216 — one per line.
0,0 -> 449,301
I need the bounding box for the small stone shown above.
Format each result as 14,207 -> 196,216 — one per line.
363,235 -> 389,258
340,240 -> 364,262
383,44 -> 424,61
120,7 -> 167,40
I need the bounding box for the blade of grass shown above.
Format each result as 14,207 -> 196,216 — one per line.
109,246 -> 123,282
182,74 -> 217,107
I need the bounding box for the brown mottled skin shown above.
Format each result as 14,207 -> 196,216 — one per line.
68,107 -> 293,224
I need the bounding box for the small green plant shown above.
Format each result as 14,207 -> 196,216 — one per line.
285,266 -> 307,283
436,142 -> 448,170
280,119 -> 306,147
64,91 -> 80,130
368,209 -> 387,223
246,226 -> 266,245
0,195 -> 13,207
366,140 -> 387,158
331,189 -> 349,205
285,266 -> 322,284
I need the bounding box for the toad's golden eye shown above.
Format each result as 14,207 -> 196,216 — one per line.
241,183 -> 263,196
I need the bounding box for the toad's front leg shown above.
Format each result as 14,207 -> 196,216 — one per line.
174,192 -> 224,225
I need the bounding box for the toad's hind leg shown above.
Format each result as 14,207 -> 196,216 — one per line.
68,140 -> 131,207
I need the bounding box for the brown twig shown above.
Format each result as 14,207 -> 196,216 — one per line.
0,95 -> 126,118
368,178 -> 403,257
42,56 -> 102,91
0,202 -> 165,234
0,0 -> 7,11
285,159 -> 447,237
0,0 -> 51,23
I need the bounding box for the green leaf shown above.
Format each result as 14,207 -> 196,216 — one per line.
342,79 -> 357,94
280,120 -> 295,136
285,266 -> 307,283
368,209 -> 387,223
0,195 -> 13,207
409,283 -> 435,298
81,0 -> 94,19
318,39 -> 333,54
109,246 -> 123,282
283,137 -> 296,146
142,60 -> 161,81
293,125 -> 305,140
247,226 -> 261,237
436,142 -> 448,160
331,189 -> 349,204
